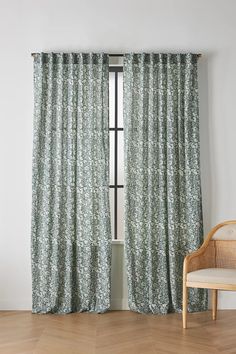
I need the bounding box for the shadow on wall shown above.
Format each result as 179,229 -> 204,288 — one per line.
198,53 -> 213,235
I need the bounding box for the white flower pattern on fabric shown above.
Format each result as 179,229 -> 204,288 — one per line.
123,53 -> 208,314
31,53 -> 111,314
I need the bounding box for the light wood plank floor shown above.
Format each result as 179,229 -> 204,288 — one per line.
0,310 -> 236,354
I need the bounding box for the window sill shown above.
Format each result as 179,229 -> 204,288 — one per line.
112,239 -> 124,245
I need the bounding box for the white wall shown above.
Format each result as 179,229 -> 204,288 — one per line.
1,0 -> 236,310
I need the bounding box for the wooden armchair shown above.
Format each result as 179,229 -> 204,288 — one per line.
183,220 -> 236,328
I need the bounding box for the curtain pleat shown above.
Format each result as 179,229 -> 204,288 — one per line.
31,53 -> 111,313
124,53 -> 208,314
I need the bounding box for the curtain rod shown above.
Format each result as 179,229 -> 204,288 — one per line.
31,53 -> 202,58
109,54 -> 202,57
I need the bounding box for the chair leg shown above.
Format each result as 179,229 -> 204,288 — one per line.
183,283 -> 188,329
212,289 -> 218,320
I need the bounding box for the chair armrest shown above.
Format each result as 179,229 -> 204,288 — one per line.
183,241 -> 215,278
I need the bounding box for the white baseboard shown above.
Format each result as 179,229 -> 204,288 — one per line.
111,298 -> 129,310
0,299 -> 32,310
0,298 -> 129,311
1,295 -> 236,311
208,290 -> 236,310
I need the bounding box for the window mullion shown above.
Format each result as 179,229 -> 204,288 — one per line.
109,66 -> 124,240
114,71 -> 118,240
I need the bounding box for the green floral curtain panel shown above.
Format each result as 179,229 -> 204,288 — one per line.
31,53 -> 111,313
123,53 -> 207,314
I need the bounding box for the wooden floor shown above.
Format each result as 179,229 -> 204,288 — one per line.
0,310 -> 236,354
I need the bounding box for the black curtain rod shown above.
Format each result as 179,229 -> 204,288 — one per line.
31,53 -> 202,58
109,53 -> 202,57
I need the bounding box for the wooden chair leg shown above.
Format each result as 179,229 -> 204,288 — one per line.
212,289 -> 218,320
183,283 -> 188,329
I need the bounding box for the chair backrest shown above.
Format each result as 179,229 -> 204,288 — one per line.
209,222 -> 236,269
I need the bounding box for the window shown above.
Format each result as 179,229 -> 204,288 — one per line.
109,64 -> 124,240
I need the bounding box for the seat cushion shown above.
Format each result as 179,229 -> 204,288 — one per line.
187,268 -> 236,285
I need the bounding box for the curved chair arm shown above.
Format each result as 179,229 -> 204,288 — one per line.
183,243 -> 214,276
183,222 -> 229,278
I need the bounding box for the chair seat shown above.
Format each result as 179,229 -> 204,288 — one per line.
187,268 -> 236,284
